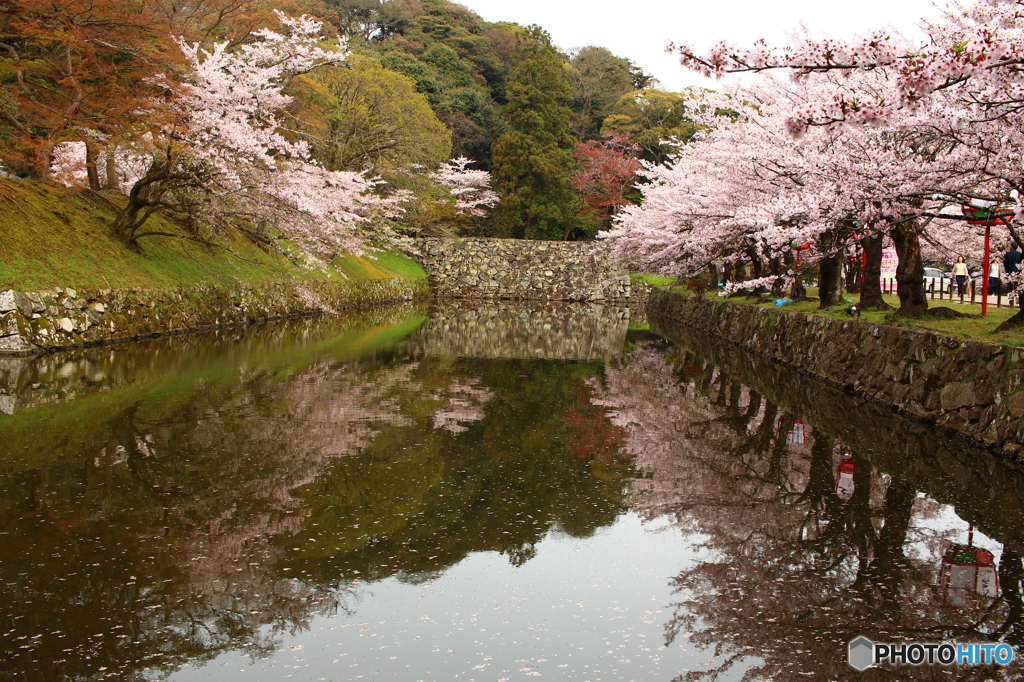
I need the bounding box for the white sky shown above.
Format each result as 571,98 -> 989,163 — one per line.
456,0 -> 949,92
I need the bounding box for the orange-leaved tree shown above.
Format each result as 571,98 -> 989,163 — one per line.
0,0 -> 179,181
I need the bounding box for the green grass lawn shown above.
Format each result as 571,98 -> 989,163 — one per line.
663,284 -> 1024,347
630,272 -> 678,286
0,178 -> 425,290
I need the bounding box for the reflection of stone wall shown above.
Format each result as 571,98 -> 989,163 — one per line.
409,300 -> 630,360
411,238 -> 633,301
0,278 -> 427,356
649,318 -> 1024,552
0,304 -> 424,415
649,289 -> 1024,454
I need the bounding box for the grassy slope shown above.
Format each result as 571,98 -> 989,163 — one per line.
665,285 -> 1024,347
0,178 -> 425,290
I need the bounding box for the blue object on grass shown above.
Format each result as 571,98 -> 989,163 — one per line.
774,299 -> 792,306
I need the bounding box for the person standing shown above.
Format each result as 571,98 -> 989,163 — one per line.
989,257 -> 1002,295
952,255 -> 970,298
1007,242 -> 1022,306
1006,242 -> 1022,276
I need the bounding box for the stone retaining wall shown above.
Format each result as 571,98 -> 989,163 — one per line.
0,238 -> 646,355
648,289 -> 1024,454
410,238 -> 632,301
0,278 -> 428,356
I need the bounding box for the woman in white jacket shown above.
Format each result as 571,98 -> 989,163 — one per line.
952,256 -> 969,297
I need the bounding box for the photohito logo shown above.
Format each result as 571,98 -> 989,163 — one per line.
848,636 -> 1014,671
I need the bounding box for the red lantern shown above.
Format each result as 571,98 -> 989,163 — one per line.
959,206 -> 1014,316
960,205 -> 1006,226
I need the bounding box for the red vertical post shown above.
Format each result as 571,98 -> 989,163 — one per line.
982,225 -> 991,317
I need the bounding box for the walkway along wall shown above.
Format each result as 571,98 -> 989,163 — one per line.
648,288 -> 1024,457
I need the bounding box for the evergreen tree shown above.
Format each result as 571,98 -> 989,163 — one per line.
491,26 -> 579,240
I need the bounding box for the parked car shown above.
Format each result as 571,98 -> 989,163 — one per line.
923,267 -> 952,293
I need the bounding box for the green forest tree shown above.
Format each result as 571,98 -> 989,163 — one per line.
491,26 -> 579,240
286,61 -> 451,174
369,0 -> 514,165
566,46 -> 641,140
600,88 -> 701,165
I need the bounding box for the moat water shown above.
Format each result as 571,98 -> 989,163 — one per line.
1,300 -> 1022,681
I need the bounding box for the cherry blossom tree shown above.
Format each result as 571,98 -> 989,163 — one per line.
52,12 -> 407,262
669,0 -> 1024,324
428,157 -> 499,218
670,0 -> 1024,133
602,73 -> 987,314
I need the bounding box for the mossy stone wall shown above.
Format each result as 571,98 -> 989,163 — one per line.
648,289 -> 1024,455
411,238 -> 633,301
0,278 -> 428,355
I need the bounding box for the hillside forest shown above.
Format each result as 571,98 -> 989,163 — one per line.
0,0 -> 701,261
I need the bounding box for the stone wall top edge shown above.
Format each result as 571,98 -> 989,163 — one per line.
0,278 -> 412,298
650,288 -> 1015,356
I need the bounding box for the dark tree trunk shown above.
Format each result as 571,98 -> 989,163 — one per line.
784,250 -> 806,300
708,263 -> 720,288
845,246 -> 862,293
769,256 -> 784,297
84,140 -> 102,191
722,262 -> 734,284
818,252 -> 845,308
891,222 -> 928,317
105,151 -> 118,191
859,231 -> 889,309
110,160 -> 169,244
746,247 -> 763,279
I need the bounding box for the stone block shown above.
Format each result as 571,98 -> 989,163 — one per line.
0,290 -> 33,317
0,313 -> 25,337
940,381 -> 976,411
0,334 -> 33,352
1006,391 -> 1024,419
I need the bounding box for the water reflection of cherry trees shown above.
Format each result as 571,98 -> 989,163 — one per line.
0,314 -> 632,682
594,339 -> 1024,681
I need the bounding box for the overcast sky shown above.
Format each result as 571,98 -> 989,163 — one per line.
456,0 -> 948,91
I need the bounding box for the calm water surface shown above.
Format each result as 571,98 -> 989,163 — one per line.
1,301 -> 1022,681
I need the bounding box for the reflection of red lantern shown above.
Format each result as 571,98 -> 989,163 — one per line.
786,418 -> 805,444
938,543 -> 1000,609
835,458 -> 855,501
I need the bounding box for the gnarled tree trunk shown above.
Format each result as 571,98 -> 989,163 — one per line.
110,160 -> 169,244
858,231 -> 889,310
891,222 -> 928,317
817,252 -> 845,308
